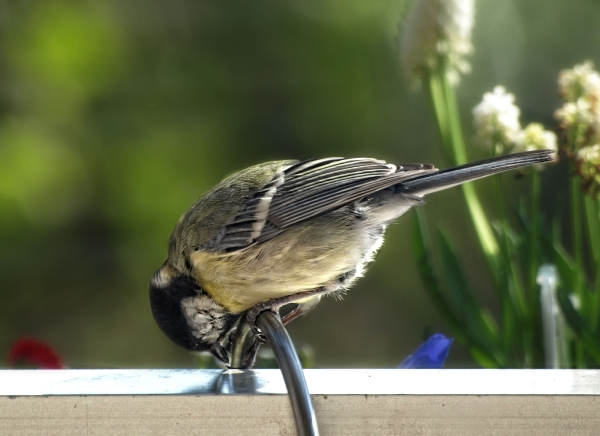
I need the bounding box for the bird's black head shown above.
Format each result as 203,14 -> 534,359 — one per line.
149,264 -> 238,364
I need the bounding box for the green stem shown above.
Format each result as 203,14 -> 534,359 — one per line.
500,296 -> 514,367
460,184 -> 501,272
429,64 -> 500,278
491,147 -> 527,365
440,66 -> 468,166
528,171 -> 543,367
585,195 -> 600,331
439,65 -> 498,268
423,70 -> 451,163
529,172 -> 541,292
571,173 -> 584,300
570,167 -> 586,367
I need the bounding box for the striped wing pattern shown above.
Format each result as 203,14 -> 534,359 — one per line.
217,158 -> 436,251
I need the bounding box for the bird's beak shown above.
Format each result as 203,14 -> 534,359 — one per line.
210,343 -> 229,365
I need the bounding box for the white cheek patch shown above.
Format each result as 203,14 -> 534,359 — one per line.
180,296 -> 227,343
151,267 -> 172,289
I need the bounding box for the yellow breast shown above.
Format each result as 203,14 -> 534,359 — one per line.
190,219 -> 362,313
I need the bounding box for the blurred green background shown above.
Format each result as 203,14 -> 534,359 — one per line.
0,0 -> 597,368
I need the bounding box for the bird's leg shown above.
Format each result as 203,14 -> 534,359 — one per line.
280,296 -> 322,325
246,286 -> 330,342
231,293 -> 323,368
227,317 -> 260,369
241,338 -> 262,368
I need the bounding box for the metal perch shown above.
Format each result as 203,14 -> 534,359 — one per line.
253,311 -> 319,436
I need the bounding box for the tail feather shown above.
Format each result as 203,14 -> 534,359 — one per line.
401,150 -> 555,196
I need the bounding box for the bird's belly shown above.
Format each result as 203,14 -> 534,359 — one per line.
190,219 -> 374,313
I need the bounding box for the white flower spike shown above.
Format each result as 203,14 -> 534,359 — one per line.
558,61 -> 600,104
399,0 -> 474,84
513,123 -> 557,153
472,86 -> 521,154
513,123 -> 557,171
576,144 -> 600,195
555,62 -> 600,152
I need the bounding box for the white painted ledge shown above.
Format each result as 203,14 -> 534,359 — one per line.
1,370 -> 599,435
1,369 -> 599,395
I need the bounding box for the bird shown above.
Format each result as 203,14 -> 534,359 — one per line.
149,149 -> 554,365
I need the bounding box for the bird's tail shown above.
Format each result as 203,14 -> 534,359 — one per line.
401,150 -> 555,196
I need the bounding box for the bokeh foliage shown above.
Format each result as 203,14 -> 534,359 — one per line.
0,0 -> 598,368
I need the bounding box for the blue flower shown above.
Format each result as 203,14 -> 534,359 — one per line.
398,334 -> 453,369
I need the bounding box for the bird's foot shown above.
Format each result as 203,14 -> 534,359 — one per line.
246,301 -> 277,342
245,286 -> 329,342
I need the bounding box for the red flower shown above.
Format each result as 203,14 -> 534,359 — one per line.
7,338 -> 66,369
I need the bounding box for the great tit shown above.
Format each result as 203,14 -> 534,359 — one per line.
149,150 -> 554,364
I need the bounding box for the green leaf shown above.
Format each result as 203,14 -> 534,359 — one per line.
541,234 -> 576,290
412,210 -> 504,367
491,220 -> 528,316
584,197 -> 600,287
412,210 -> 467,339
551,192 -> 567,247
437,227 -> 500,347
512,204 -> 532,272
490,220 -> 522,366
513,203 -> 546,367
586,197 -> 600,331
469,347 -> 501,369
556,286 -> 600,365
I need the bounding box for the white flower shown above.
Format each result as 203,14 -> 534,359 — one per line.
513,123 -> 557,153
472,86 -> 521,153
399,0 -> 474,84
558,61 -> 600,103
556,62 -> 600,154
575,144 -> 600,195
577,144 -> 600,163
554,98 -> 595,129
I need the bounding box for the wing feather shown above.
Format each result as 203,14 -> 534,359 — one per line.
215,158 -> 436,251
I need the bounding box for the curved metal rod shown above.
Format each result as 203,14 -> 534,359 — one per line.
256,311 -> 319,436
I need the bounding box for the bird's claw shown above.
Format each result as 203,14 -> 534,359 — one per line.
246,302 -> 277,343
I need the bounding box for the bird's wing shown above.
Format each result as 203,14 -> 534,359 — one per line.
216,157 -> 436,251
